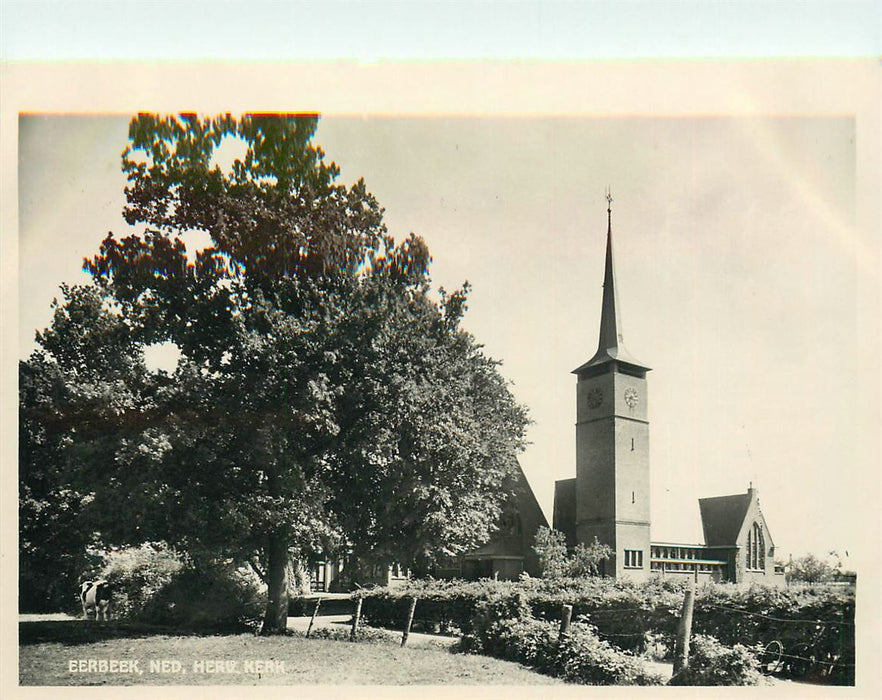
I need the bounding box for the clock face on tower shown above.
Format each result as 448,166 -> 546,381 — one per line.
624,387 -> 639,409
586,388 -> 603,409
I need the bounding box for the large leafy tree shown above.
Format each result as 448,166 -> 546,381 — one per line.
19,284 -> 154,611
20,114 -> 529,632
330,279 -> 529,577
787,553 -> 840,584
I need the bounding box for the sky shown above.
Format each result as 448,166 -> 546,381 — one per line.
16,109 -> 874,570
2,1 -> 879,61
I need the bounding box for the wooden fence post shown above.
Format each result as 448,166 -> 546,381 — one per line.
401,597 -> 418,647
673,577 -> 696,674
559,604 -> 573,640
305,597 -> 322,638
350,595 -> 363,642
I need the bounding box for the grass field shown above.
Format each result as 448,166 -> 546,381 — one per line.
19,621 -> 562,686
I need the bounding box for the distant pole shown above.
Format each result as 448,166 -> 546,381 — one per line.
350,595 -> 363,642
401,597 -> 418,647
559,604 -> 573,640
306,597 -> 322,638
673,577 -> 696,674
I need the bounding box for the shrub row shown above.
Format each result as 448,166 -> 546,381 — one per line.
460,593 -> 665,685
360,576 -> 685,652
289,595 -> 356,617
691,584 -> 855,684
359,576 -> 855,683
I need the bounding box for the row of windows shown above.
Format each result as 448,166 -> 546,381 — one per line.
650,561 -> 722,573
650,545 -> 705,560
623,549 -> 643,568
622,545 -> 767,571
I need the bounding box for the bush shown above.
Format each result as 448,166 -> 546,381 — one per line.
462,595 -> 664,685
556,623 -> 664,685
99,542 -> 185,619
691,583 -> 855,685
360,577 -> 855,683
98,543 -> 265,629
361,578 -> 488,635
533,527 -> 613,578
361,576 -> 684,652
669,634 -> 768,686
142,564 -> 265,629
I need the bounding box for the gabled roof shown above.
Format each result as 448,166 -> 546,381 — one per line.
740,498 -> 776,550
462,458 -> 548,562
698,492 -> 752,546
552,478 -> 577,547
572,206 -> 649,375
512,459 -> 549,532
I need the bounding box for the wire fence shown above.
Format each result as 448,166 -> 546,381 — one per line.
701,602 -> 854,627
556,595 -> 856,680
356,583 -> 855,683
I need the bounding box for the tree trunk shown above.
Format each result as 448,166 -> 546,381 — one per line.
260,530 -> 289,635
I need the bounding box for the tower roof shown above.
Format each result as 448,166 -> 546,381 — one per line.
573,197 -> 649,374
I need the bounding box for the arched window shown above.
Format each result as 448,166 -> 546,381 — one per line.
746,522 -> 765,570
746,529 -> 752,568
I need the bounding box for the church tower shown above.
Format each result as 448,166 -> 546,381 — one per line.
572,194 -> 651,579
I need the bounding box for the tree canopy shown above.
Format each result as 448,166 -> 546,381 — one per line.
532,526 -> 612,578
20,114 -> 529,631
786,553 -> 847,584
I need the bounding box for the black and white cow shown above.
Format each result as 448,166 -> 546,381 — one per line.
80,580 -> 113,621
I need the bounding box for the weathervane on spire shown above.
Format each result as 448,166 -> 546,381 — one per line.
605,186 -> 613,230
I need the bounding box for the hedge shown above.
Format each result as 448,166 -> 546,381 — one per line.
359,577 -> 685,651
691,584 -> 855,684
461,593 -> 665,685
358,576 -> 855,683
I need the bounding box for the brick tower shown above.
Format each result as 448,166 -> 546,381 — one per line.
571,195 -> 651,579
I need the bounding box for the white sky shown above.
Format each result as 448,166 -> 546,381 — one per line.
16,109 -> 874,570
2,1 -> 879,61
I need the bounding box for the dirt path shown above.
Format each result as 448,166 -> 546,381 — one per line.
19,613 -> 80,622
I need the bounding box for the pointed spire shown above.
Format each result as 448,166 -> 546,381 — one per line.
597,188 -> 623,354
573,192 -> 649,374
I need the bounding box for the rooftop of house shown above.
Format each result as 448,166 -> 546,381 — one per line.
698,490 -> 755,546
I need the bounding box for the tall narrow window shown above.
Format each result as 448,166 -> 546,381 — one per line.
747,522 -> 765,570
753,523 -> 766,569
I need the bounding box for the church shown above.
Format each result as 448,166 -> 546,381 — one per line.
462,198 -> 785,586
